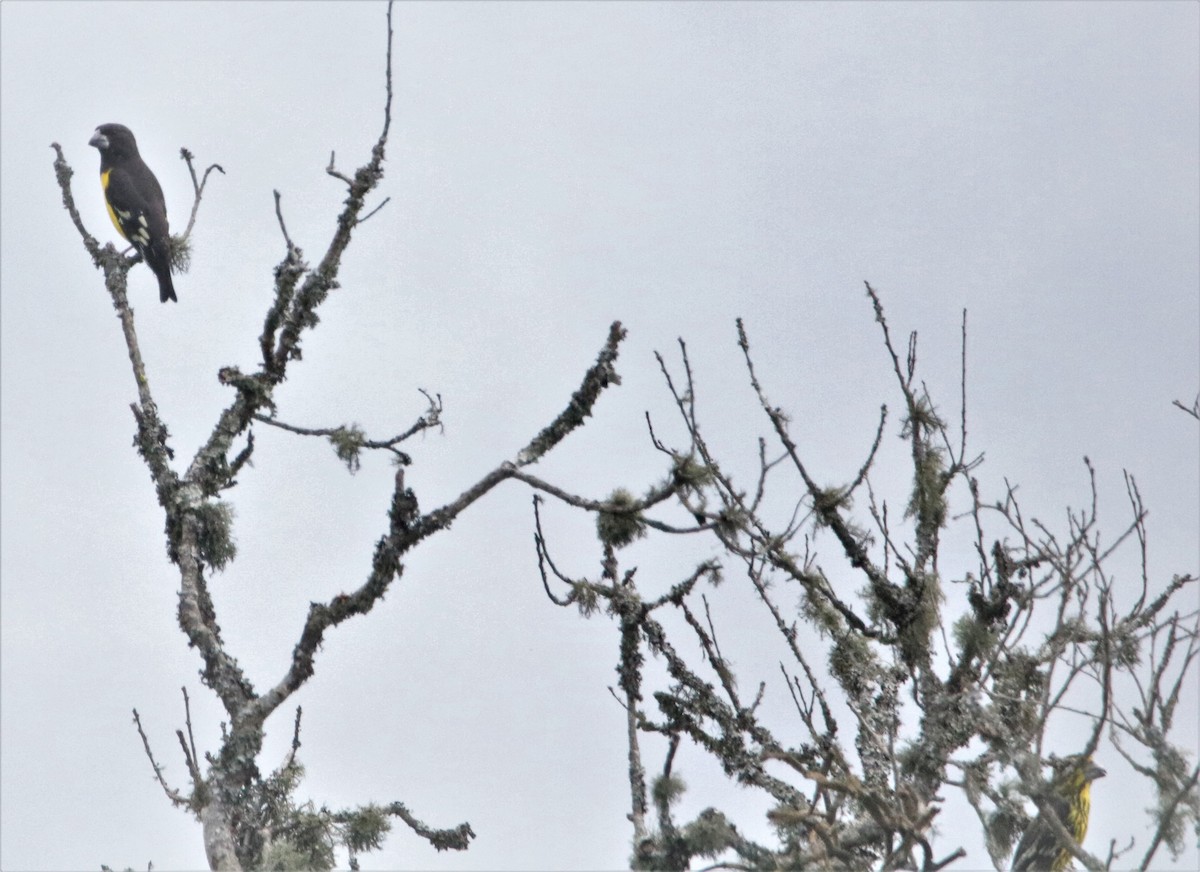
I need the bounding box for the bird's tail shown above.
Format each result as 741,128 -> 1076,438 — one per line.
157,269 -> 178,303
145,245 -> 177,303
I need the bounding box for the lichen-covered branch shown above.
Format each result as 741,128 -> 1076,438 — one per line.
532,289 -> 1199,870
517,320 -> 627,465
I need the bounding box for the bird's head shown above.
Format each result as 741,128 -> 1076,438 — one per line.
89,123 -> 140,159
1054,755 -> 1107,791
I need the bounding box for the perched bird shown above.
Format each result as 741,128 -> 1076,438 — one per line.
1011,756 -> 1106,872
89,123 -> 177,302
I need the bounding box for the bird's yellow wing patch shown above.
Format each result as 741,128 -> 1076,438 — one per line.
100,169 -> 130,241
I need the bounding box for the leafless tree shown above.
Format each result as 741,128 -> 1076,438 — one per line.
51,5 -> 659,870
535,286 -> 1199,870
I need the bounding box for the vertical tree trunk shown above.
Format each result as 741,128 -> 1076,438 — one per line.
201,802 -> 241,871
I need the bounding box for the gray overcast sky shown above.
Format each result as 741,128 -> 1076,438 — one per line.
2,2 -> 1197,870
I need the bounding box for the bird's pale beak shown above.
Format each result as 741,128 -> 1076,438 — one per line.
89,130 -> 107,149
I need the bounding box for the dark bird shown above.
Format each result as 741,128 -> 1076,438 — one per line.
89,123 -> 177,302
1011,756 -> 1106,872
